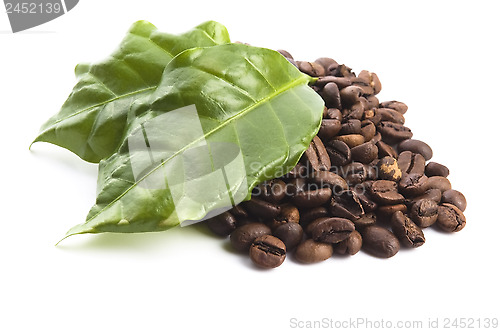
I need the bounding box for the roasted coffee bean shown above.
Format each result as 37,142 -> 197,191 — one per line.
339,119 -> 361,135
318,119 -> 342,140
358,97 -> 369,111
377,204 -> 407,219
326,139 -> 351,166
437,203 -> 466,232
424,176 -> 452,192
441,189 -> 467,212
286,177 -> 307,195
250,235 -> 286,268
364,108 -> 382,126
292,187 -> 332,208
325,108 -> 343,121
352,77 -> 374,95
229,205 -> 248,218
369,131 -> 382,144
360,120 -> 376,141
377,121 -> 413,143
407,188 -> 442,206
334,134 -> 365,148
340,162 -> 368,185
230,223 -> 272,252
315,57 -> 338,72
377,156 -> 402,181
311,217 -> 355,244
425,161 -> 449,178
397,151 -> 426,175
297,61 -> 325,77
339,86 -> 363,107
377,108 -> 405,124
284,163 -> 307,179
379,100 -> 408,114
375,142 -> 396,160
351,142 -> 378,164
315,76 -> 352,90
320,82 -> 342,109
351,213 -> 375,230
356,192 -> 378,213
300,207 -> 330,227
277,49 -> 294,59
255,179 -> 287,203
243,198 -> 280,219
410,199 -> 439,228
343,103 -> 365,120
391,211 -> 425,248
295,239 -> 333,263
370,180 -> 405,205
398,173 -> 428,197
361,226 -> 400,258
309,170 -> 348,192
366,95 -> 380,109
330,190 -> 365,220
206,211 -> 237,236
334,230 -> 362,255
331,64 -> 354,78
269,203 -> 300,230
365,163 -> 379,180
397,139 -> 433,160
273,223 -> 303,250
304,136 -> 331,172
358,70 -> 382,95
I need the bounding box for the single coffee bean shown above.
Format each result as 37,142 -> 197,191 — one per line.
356,192 -> 378,212
326,108 -> 343,121
297,61 -> 325,77
370,180 -> 406,205
391,211 -> 425,248
315,57 -> 338,72
318,119 -> 342,140
360,120 -> 376,141
339,86 -> 363,107
397,139 -> 433,160
436,203 -> 466,232
268,203 -> 300,230
330,190 -> 365,220
377,108 -> 405,124
339,119 -> 362,135
397,151 -> 426,175
377,121 -> 413,143
361,225 -> 400,258
424,176 -> 452,192
304,136 -> 331,172
309,170 -> 348,192
410,199 -> 439,228
366,95 -> 379,109
300,207 -> 330,227
441,189 -> 467,212
376,140 -> 398,159
425,161 -> 450,178
315,76 -> 352,90
255,179 -> 287,203
206,211 -> 237,236
334,134 -> 365,148
340,162 -> 368,185
407,188 -> 442,206
377,156 -> 402,181
295,239 -> 333,263
352,212 -> 377,228
273,222 -> 303,250
250,235 -> 286,268
352,77 -> 374,95
277,49 -> 294,59
399,173 -> 429,197
229,205 -> 248,218
363,70 -> 382,95
311,217 -> 355,244
377,203 -> 408,219
320,82 -> 342,109
369,131 -> 382,144
292,187 -> 332,208
326,139 -> 351,166
243,197 -> 280,219
230,223 -> 272,252
351,142 -> 378,164
344,102 -> 365,120
334,230 -> 363,255
379,100 -> 408,114
331,64 -> 354,78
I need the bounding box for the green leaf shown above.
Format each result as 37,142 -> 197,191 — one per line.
61,44 -> 324,240
33,20 -> 230,163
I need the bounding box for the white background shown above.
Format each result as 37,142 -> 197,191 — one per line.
1,1 -> 499,331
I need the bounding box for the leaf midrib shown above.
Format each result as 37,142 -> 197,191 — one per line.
86,74 -> 311,225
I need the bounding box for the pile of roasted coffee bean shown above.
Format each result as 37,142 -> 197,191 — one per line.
205,51 -> 467,268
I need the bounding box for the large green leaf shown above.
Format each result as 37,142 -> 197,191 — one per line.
33,20 -> 230,163
61,44 -> 324,240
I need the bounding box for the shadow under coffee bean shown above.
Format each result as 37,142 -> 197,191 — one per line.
205,51 -> 467,268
